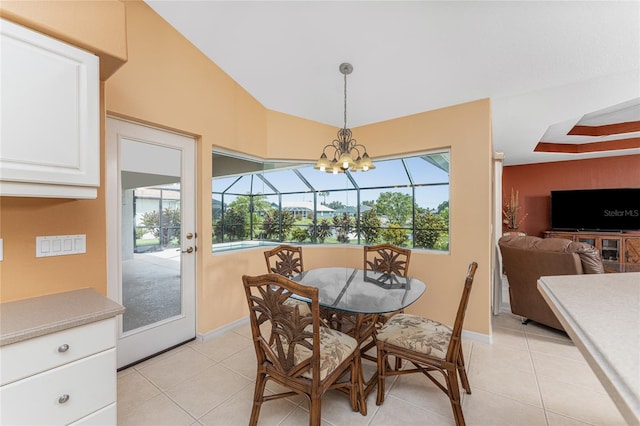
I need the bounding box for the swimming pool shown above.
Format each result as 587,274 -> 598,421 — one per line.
212,240 -> 279,253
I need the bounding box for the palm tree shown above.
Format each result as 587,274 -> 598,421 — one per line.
318,191 -> 329,205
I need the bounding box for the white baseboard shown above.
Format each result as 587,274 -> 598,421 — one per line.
196,316 -> 249,343
197,315 -> 493,345
463,328 -> 492,345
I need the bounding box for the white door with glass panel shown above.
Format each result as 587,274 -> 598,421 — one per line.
106,117 -> 196,368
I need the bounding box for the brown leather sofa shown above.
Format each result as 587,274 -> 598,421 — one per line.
498,235 -> 604,331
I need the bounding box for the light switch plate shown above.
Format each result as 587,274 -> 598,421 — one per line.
0,238 -> 3,261
36,234 -> 86,258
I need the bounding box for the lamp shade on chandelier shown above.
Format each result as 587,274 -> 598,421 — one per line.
314,63 -> 375,173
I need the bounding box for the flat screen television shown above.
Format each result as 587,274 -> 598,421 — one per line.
550,188 -> 640,231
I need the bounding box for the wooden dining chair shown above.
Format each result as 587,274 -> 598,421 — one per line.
264,244 -> 311,316
364,244 -> 412,319
334,245 -> 413,356
242,273 -> 365,426
356,244 -> 413,364
264,244 -> 304,277
364,244 -> 412,278
375,262 -> 478,426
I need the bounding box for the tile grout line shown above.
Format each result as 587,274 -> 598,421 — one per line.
127,366 -> 199,424
523,326 -> 552,426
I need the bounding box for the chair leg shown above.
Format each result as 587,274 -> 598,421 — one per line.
376,346 -> 387,406
309,396 -> 322,426
249,372 -> 267,426
457,346 -> 471,394
394,354 -> 403,371
353,353 -> 367,415
444,368 -> 465,426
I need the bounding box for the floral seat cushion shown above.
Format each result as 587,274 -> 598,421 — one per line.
376,313 -> 452,359
275,325 -> 358,381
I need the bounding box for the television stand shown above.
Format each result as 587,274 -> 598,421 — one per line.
544,230 -> 640,266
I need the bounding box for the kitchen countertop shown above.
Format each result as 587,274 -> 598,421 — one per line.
0,288 -> 125,346
538,273 -> 640,426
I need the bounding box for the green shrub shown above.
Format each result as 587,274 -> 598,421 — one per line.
291,227 -> 308,243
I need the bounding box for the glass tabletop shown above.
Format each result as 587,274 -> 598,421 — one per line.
602,261 -> 640,273
290,267 -> 426,314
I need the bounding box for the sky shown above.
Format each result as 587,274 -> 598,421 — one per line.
212,153 -> 450,211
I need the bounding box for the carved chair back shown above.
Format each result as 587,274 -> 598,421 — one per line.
243,273 -> 321,383
264,245 -> 304,278
364,244 -> 411,277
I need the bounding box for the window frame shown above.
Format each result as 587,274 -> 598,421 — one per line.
212,150 -> 450,253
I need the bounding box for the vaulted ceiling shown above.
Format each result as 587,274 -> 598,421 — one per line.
146,1 -> 640,165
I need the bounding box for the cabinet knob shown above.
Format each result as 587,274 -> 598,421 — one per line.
58,394 -> 70,404
58,344 -> 69,353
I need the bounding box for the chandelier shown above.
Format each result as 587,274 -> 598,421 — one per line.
314,63 -> 375,173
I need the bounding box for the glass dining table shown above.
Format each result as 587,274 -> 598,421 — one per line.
290,267 -> 426,315
290,267 -> 426,410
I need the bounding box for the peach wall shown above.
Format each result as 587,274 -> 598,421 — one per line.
503,155 -> 640,237
355,101 -> 493,334
0,1 -> 494,336
199,100 -> 494,335
200,103 -> 493,335
266,110 -> 338,160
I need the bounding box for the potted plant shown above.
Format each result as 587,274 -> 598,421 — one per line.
503,188 -> 527,235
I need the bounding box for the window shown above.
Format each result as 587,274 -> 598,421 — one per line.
212,151 -> 450,252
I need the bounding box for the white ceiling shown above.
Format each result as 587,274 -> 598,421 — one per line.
145,1 -> 640,165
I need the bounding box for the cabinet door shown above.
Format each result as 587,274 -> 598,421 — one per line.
577,237 -> 596,247
624,238 -> 640,264
0,349 -> 116,425
0,19 -> 99,198
0,318 -> 116,386
600,237 -> 621,262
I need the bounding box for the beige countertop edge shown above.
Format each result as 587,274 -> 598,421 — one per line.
0,288 -> 125,347
0,308 -> 124,346
537,274 -> 640,426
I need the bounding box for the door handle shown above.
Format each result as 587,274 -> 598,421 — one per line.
181,247 -> 194,254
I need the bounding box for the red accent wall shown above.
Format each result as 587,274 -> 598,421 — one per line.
502,154 -> 640,237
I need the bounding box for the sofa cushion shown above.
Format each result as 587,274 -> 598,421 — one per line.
566,242 -> 605,274
499,235 -> 604,274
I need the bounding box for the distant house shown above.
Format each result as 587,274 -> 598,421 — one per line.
333,204 -> 372,216
282,201 -> 334,217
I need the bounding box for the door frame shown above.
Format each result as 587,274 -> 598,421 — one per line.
106,116 -> 197,368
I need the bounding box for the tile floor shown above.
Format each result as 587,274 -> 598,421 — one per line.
117,312 -> 626,426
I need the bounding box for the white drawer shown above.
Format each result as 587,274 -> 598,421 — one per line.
70,402 -> 116,426
0,318 -> 116,385
0,348 -> 116,425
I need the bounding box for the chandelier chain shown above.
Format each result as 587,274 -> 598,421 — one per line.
343,71 -> 348,131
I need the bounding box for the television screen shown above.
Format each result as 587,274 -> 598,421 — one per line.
550,188 -> 640,231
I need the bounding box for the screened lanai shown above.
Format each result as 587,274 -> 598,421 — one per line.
212,150 -> 451,253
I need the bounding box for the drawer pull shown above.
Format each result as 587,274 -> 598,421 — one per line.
58,394 -> 70,404
58,344 -> 70,353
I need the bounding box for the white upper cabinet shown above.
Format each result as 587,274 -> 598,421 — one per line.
0,19 -> 99,199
